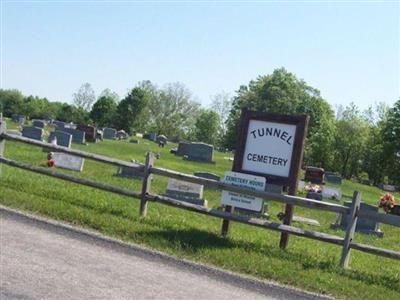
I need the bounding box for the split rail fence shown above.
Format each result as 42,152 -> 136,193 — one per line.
0,119 -> 399,269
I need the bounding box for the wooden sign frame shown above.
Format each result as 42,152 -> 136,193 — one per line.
232,109 -> 309,187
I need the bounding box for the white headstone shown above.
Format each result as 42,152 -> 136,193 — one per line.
52,153 -> 84,172
322,186 -> 341,200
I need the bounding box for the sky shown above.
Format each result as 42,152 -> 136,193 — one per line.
1,0 -> 399,111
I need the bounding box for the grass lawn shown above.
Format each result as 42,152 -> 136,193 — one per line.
1,120 -> 399,299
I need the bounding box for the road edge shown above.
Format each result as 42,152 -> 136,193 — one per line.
0,204 -> 333,300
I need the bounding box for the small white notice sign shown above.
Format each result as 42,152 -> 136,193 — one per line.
221,171 -> 266,211
53,152 -> 84,172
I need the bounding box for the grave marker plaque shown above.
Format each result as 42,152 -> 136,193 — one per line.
52,152 -> 84,172
165,178 -> 206,206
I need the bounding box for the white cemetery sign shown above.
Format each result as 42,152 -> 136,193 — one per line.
221,171 -> 266,212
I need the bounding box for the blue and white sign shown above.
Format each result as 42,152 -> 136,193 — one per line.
221,171 -> 266,211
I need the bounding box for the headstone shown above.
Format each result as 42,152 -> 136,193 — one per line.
32,120 -> 45,128
382,184 -> 396,192
176,142 -> 191,156
48,131 -> 72,148
51,152 -> 84,172
306,192 -> 322,201
165,178 -> 206,206
22,126 -> 43,141
193,172 -> 220,181
116,130 -> 129,140
265,183 -> 283,194
52,120 -> 66,129
115,165 -> 144,179
148,133 -> 157,141
325,174 -> 342,185
184,143 -> 214,163
304,167 -> 325,184
321,186 -> 341,201
156,135 -> 168,144
11,114 -> 25,125
331,202 -> 383,237
77,125 -> 98,142
298,180 -> 306,190
103,128 -> 117,140
61,127 -> 86,144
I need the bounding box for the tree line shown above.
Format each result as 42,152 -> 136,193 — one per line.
1,68 -> 399,185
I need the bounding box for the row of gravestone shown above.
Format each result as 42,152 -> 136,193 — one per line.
304,167 -> 343,185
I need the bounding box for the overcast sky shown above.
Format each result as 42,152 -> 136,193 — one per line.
2,1 -> 399,111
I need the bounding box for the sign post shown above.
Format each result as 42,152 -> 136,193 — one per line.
221,109 -> 308,248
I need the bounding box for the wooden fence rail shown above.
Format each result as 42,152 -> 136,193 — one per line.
1,122 -> 399,269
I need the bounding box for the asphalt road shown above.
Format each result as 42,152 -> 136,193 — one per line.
0,208 -> 330,300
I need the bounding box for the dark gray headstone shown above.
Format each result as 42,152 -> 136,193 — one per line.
304,167 -> 325,184
332,202 -> 383,237
48,131 -> 72,148
156,135 -> 168,144
115,166 -> 144,179
32,120 -> 45,128
103,128 -> 117,140
77,125 -> 98,143
117,130 -> 129,140
176,142 -> 191,156
52,120 -> 66,129
22,126 -> 43,141
325,174 -> 342,185
12,114 -> 25,125
61,128 -> 86,144
306,192 -> 323,201
185,143 -> 214,163
164,178 -> 206,206
193,172 -> 220,181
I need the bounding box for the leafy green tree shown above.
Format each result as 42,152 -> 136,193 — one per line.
116,87 -> 149,133
145,82 -> 200,138
381,99 -> 400,184
99,88 -> 120,103
333,103 -> 369,178
223,68 -> 336,169
90,96 -> 117,128
73,83 -> 96,111
0,89 -> 24,116
194,110 -> 220,145
210,92 -> 232,146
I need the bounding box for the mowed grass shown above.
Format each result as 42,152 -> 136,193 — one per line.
1,123 -> 399,299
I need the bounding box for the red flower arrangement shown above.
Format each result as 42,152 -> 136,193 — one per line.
47,159 -> 55,167
304,184 -> 322,193
378,193 -> 396,213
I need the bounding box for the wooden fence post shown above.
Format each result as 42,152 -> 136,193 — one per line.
140,152 -> 155,217
340,190 -> 361,268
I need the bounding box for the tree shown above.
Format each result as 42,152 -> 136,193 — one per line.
0,89 -> 24,116
223,68 -> 336,170
194,110 -> 220,145
99,88 -> 120,103
116,87 -> 149,133
210,92 -> 232,146
73,83 -> 96,111
333,103 -> 369,178
381,99 -> 400,184
90,96 -> 117,128
146,82 -> 201,138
